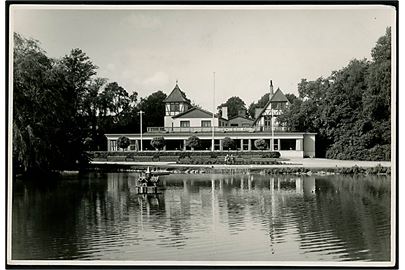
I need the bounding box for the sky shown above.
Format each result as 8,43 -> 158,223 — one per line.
11,5 -> 395,110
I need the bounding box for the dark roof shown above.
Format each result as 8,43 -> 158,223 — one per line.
227,115 -> 254,122
173,107 -> 217,119
253,88 -> 290,125
163,84 -> 191,103
270,88 -> 290,103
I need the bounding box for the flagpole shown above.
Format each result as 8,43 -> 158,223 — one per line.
271,107 -> 274,151
138,110 -> 144,151
212,72 -> 215,152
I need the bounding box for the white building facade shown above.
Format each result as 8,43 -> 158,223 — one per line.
105,82 -> 316,158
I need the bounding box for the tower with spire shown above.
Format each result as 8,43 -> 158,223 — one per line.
163,81 -> 191,127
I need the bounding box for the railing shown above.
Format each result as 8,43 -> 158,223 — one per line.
147,126 -> 287,133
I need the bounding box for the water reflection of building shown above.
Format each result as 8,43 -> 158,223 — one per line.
104,174 -> 318,255
230,175 -> 316,197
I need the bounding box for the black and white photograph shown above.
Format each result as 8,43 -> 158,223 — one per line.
6,3 -> 397,268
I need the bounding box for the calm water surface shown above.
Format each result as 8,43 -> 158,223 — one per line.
12,172 -> 391,262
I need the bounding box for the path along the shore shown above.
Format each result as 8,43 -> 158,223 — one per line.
90,158 -> 391,169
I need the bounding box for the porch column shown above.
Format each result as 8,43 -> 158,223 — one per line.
296,139 -> 303,151
107,139 -> 111,151
183,139 -> 187,151
219,139 -> 223,151
248,139 -> 252,151
240,139 -> 244,151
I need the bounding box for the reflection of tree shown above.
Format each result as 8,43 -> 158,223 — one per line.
294,176 -> 390,261
12,173 -> 109,259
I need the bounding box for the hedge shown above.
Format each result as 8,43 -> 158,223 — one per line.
176,157 -> 282,165
264,165 -> 391,175
89,151 -> 282,159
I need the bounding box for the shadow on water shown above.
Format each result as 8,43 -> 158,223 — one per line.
12,172 -> 391,261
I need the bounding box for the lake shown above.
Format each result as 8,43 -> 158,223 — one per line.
11,172 -> 391,263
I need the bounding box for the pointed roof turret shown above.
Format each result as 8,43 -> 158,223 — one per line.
270,88 -> 289,103
163,82 -> 191,103
252,86 -> 291,125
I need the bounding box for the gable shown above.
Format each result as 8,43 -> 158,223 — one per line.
253,88 -> 290,124
173,107 -> 214,119
270,88 -> 289,103
228,116 -> 254,123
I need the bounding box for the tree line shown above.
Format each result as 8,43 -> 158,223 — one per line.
278,27 -> 391,160
218,28 -> 391,161
13,33 -> 167,176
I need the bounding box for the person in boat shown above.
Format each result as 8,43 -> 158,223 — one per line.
145,167 -> 160,186
149,176 -> 160,187
146,167 -> 152,178
138,167 -> 152,187
230,154 -> 235,164
225,154 -> 230,164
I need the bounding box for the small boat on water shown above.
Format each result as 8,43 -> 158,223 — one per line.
136,167 -> 163,194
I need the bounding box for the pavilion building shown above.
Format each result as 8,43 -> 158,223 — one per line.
105,81 -> 316,158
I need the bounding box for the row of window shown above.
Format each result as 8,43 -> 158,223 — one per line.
179,121 -> 252,128
180,120 -> 212,127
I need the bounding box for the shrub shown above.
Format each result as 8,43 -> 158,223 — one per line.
262,152 -> 281,158
222,137 -> 236,150
210,153 -> 218,159
117,136 -> 130,151
150,136 -> 165,150
254,139 -> 268,150
83,137 -> 94,151
186,136 -> 201,150
178,152 -> 190,159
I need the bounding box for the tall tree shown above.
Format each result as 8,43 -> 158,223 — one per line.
218,96 -> 247,118
362,27 -> 391,160
248,93 -> 270,119
138,91 -> 167,132
13,33 -> 55,174
278,28 -> 391,160
53,48 -> 98,167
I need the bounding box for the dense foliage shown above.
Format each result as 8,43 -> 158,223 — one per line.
278,28 -> 391,160
222,137 -> 236,150
254,139 -> 268,150
117,136 -> 130,151
186,136 -> 201,150
218,96 -> 247,118
12,33 -> 167,176
150,136 -> 166,150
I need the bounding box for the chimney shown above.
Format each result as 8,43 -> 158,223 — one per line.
269,80 -> 274,99
221,106 -> 228,120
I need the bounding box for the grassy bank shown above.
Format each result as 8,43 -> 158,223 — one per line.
263,165 -> 390,175
87,163 -> 390,176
